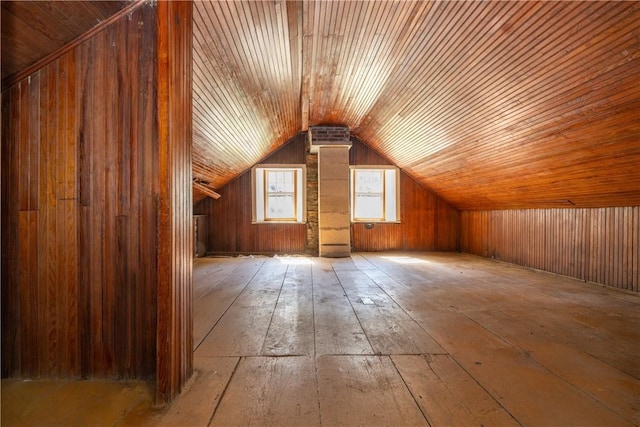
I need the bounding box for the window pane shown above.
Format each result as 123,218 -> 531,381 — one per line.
355,170 -> 383,193
355,193 -> 383,219
254,166 -> 305,223
266,194 -> 295,218
265,169 -> 296,219
351,167 -> 399,222
267,170 -> 294,192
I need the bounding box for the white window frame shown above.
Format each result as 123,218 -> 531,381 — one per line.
252,164 -> 306,223
350,166 -> 400,223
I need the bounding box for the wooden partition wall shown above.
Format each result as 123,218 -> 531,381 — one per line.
155,0 -> 193,404
195,135 -> 308,254
461,208 -> 639,292
196,136 -> 459,254
350,139 -> 460,252
1,1 -> 193,404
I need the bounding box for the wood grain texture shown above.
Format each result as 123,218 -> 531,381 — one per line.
2,2 -> 194,401
1,1 -> 130,81
188,0 -> 640,210
211,356 -> 320,427
350,138 -> 460,252
155,0 -> 194,404
197,136 -> 459,254
5,2 -> 639,210
2,4 -> 158,380
316,355 -> 428,426
461,208 -> 639,292
195,134 -> 308,255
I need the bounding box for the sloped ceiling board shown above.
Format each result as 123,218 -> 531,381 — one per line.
3,1 -> 640,209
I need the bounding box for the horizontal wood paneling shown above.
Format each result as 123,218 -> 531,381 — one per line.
350,139 -> 459,252
461,208 -> 639,292
196,135 -> 308,254
2,4 -> 160,380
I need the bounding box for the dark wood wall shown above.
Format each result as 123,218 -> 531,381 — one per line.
350,139 -> 460,252
461,208 -> 639,292
1,1 -> 193,402
195,135 -> 308,254
155,0 -> 193,404
196,136 -> 459,254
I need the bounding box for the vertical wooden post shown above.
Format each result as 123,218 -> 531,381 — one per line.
156,0 -> 193,404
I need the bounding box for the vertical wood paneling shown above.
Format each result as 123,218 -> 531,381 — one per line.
461,208 -> 640,292
350,139 -> 459,252
0,2 -> 191,391
2,84 -> 21,377
198,135 -> 308,255
156,0 -> 193,404
199,136 -> 459,254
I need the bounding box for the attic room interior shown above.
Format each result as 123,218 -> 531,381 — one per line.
1,0 -> 639,425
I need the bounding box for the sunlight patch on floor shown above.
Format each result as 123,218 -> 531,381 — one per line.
381,256 -> 429,265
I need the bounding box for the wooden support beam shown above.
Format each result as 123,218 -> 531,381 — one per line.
193,181 -> 221,200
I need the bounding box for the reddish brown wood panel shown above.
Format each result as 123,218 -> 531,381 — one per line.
197,136 -> 459,254
1,4 -> 160,380
461,208 -> 639,292
187,1 -> 640,211
196,135 -> 308,254
155,0 -> 193,404
1,1 -> 130,81
350,139 -> 460,252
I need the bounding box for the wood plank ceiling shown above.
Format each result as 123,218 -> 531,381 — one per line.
192,0 -> 640,209
2,1 -> 639,210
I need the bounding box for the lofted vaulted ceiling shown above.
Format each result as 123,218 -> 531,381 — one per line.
192,0 -> 640,209
3,1 -> 640,210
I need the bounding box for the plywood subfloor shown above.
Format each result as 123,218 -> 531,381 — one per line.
3,252 -> 639,426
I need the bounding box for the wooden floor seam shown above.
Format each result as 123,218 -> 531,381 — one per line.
2,252 -> 639,426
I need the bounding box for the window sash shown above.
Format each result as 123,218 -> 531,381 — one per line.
351,167 -> 399,223
264,169 -> 297,220
252,165 -> 305,223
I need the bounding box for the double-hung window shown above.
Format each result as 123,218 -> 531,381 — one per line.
252,165 -> 306,223
350,166 -> 400,222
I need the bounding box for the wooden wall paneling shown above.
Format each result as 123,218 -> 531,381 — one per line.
460,207 -> 639,292
56,51 -> 79,378
203,136 -> 307,255
631,207 -> 636,291
2,84 -> 20,377
17,79 -> 38,377
155,0 -> 193,404
1,1 -> 132,82
1,1 -> 174,383
349,138 -> 459,252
